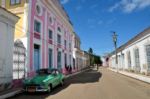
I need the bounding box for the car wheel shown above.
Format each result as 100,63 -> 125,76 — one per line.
60,79 -> 64,86
47,84 -> 52,93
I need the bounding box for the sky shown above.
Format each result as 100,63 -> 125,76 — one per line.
60,0 -> 150,56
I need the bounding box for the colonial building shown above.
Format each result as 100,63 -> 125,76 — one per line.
0,7 -> 19,91
109,27 -> 150,75
0,0 -> 75,76
82,51 -> 90,68
73,33 -> 83,71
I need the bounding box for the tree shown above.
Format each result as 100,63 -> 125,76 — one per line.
88,48 -> 93,66
88,48 -> 93,54
93,55 -> 103,66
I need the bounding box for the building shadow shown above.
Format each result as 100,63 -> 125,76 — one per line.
9,68 -> 102,99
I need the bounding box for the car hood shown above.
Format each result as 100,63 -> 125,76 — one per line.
26,75 -> 54,85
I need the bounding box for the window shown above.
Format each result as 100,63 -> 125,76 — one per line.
58,27 -> 61,33
57,51 -> 61,69
127,51 -> 131,68
69,55 -> 72,65
49,49 -> 53,69
69,43 -> 71,49
49,16 -> 54,25
34,20 -> 41,33
64,40 -> 67,49
36,5 -> 41,15
134,48 -> 140,70
146,45 -> 150,69
10,0 -> 20,5
49,29 -> 53,39
64,53 -> 67,66
57,34 -> 61,44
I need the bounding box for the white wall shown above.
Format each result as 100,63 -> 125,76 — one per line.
0,8 -> 18,86
110,32 -> 150,74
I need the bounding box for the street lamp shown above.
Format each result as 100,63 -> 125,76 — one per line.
112,32 -> 118,72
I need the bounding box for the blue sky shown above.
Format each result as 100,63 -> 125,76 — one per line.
60,0 -> 150,55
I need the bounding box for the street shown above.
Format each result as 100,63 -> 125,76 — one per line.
10,67 -> 150,99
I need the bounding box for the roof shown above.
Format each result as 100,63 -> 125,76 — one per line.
123,27 -> 150,48
0,6 -> 19,19
110,27 -> 150,56
51,0 -> 73,26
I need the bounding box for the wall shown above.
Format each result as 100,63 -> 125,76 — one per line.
27,0 -> 74,76
0,8 -> 18,91
110,32 -> 150,74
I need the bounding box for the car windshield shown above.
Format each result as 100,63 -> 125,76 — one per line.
37,69 -> 51,75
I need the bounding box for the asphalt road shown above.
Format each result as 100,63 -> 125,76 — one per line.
10,67 -> 150,99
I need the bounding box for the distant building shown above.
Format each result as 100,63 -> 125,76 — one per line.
82,51 -> 90,68
73,33 -> 83,71
0,7 -> 19,91
109,27 -> 150,75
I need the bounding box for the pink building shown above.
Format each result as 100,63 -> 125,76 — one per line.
6,0 -> 76,77
28,0 -> 76,76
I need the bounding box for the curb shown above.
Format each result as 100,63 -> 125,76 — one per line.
65,68 -> 91,79
108,68 -> 150,84
0,89 -> 22,99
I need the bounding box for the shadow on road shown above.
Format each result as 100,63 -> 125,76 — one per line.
10,68 -> 102,99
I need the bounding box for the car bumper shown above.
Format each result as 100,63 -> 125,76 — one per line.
24,86 -> 48,92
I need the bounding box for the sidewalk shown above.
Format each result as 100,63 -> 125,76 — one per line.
109,68 -> 150,84
0,67 -> 91,99
0,88 -> 22,99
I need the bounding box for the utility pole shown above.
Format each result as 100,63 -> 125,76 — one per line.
112,32 -> 118,72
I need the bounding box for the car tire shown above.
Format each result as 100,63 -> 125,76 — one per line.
47,84 -> 52,93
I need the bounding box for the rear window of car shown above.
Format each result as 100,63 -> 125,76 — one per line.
37,69 -> 51,75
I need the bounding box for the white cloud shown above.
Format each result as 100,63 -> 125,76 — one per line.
109,0 -> 150,13
61,0 -> 70,4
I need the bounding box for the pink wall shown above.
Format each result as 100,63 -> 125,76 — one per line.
28,0 -> 74,76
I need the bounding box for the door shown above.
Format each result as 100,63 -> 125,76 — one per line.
34,44 -> 40,71
49,49 -> 53,69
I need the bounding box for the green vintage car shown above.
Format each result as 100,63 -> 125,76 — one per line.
23,69 -> 65,93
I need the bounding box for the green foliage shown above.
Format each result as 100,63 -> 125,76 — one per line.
88,47 -> 103,66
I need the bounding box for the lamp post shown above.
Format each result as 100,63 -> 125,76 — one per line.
112,32 -> 118,72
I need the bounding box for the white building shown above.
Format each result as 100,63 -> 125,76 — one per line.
109,27 -> 150,75
0,7 -> 19,91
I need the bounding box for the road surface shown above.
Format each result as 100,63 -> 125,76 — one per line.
10,67 -> 150,99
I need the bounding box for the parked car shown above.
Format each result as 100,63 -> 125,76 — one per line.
23,69 -> 65,93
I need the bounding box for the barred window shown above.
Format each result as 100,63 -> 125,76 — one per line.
10,0 -> 21,5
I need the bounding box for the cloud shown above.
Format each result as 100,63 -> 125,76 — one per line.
109,0 -> 150,13
61,0 -> 70,4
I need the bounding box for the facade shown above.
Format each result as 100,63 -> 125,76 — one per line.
73,33 -> 83,71
72,34 -> 90,71
82,51 -> 90,68
109,27 -> 150,75
1,0 -> 75,76
0,7 -> 19,91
